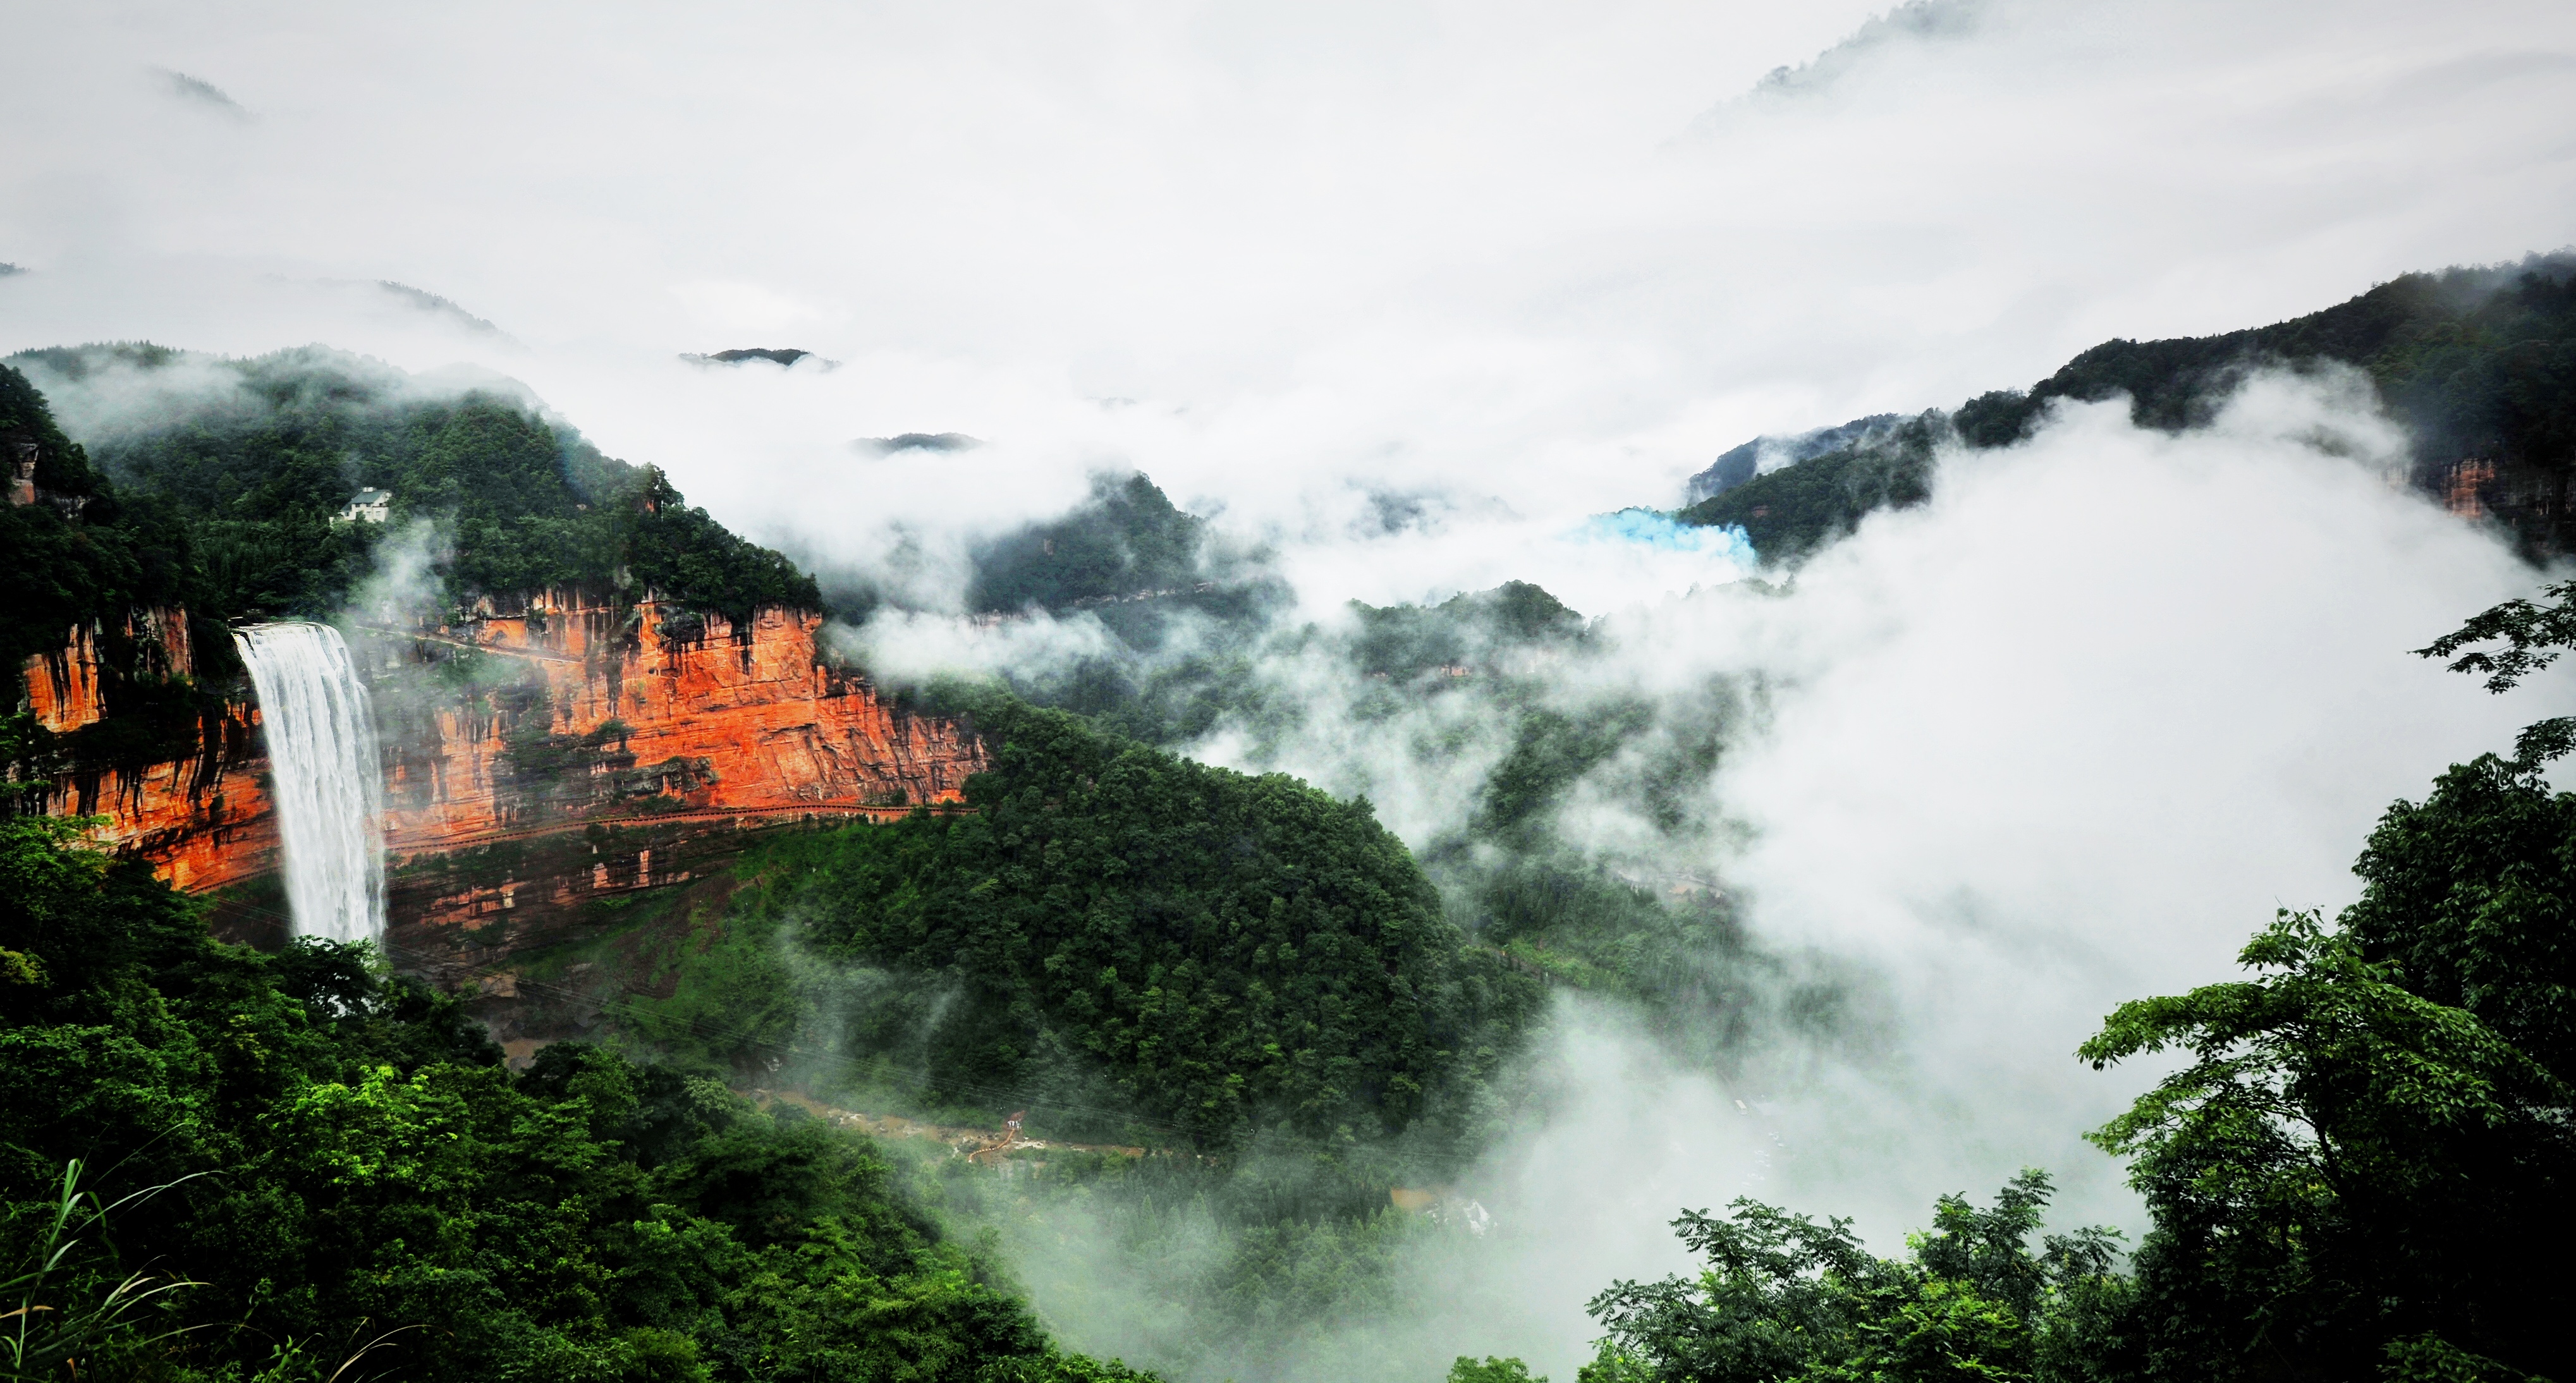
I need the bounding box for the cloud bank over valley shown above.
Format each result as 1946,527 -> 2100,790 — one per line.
8,3 -> 2576,1379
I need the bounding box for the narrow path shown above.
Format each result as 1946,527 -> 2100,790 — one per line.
749,1088 -> 1149,1161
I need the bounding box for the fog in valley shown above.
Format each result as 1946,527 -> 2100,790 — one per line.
873,375 -> 2565,1380
8,2 -> 2576,1379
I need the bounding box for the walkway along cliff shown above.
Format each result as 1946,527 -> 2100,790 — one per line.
21,592 -> 986,976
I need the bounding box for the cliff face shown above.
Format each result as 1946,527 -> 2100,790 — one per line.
19,606 -> 278,893
27,597 -> 983,932
23,604 -> 200,734
44,729 -> 276,893
370,595 -> 980,850
365,595 -> 984,1024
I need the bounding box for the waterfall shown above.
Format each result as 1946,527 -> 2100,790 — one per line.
234,622 -> 386,944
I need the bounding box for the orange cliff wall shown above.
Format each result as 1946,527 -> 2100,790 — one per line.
52,739 -> 278,893
22,605 -> 197,734
19,607 -> 280,894
25,597 -> 983,902
371,597 -> 984,853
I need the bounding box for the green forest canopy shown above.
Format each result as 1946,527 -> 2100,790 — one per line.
4,344 -> 820,630
0,813 -> 1157,1382
638,692 -> 1544,1154
14,255 -> 2576,1380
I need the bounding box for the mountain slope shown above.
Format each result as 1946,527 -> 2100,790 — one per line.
1682,252 -> 2576,562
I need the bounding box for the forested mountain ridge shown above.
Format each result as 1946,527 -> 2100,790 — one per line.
16,242 -> 2572,1381
1,361 -> 237,789
3,343 -> 831,786
6,343 -> 819,629
1560,754 -> 2576,1383
1683,252 -> 2576,563
958,471 -> 1285,658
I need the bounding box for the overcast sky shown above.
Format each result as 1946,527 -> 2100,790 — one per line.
6,0 -> 2573,608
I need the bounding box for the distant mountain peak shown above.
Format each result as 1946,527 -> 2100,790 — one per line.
683,347 -> 838,369
857,432 -> 982,454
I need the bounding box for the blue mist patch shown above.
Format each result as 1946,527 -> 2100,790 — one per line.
1572,508 -> 1758,565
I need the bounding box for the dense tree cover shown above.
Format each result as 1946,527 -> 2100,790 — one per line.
0,361 -> 107,499
587,685 -> 1563,1377
0,363 -> 236,784
980,561 -> 1790,1060
666,555 -> 1775,1376
948,549 -> 1783,1053
1326,586 -> 1796,1043
620,790 -> 1518,1380
991,576 -> 1584,752
1675,415 -> 1941,564
1547,790 -> 2576,1383
644,692 -> 1543,1152
1580,1173 -> 2127,1383
1683,252 -> 2576,563
0,363 -> 189,676
4,344 -> 819,626
1682,415 -> 1905,507
968,473 -> 1209,616
649,563 -> 1817,1375
961,472 -> 1283,657
0,814 -> 1155,1382
2080,903 -> 2569,1380
1953,255 -> 2576,466
939,1142 -> 1455,1381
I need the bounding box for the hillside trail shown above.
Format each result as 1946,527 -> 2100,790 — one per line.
745,1087 -> 1149,1164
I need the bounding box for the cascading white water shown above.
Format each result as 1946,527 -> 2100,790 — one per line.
234,622 -> 386,944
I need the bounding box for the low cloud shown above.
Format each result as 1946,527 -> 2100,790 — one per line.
964,371 -> 2566,1380
833,605 -> 1126,686
8,344 -> 541,450
4,0 -> 2569,592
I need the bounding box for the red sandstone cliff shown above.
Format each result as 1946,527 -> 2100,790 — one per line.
18,607 -> 278,893
370,594 -> 982,851
23,596 -> 983,909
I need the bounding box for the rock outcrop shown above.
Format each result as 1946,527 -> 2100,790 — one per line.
18,606 -> 278,893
